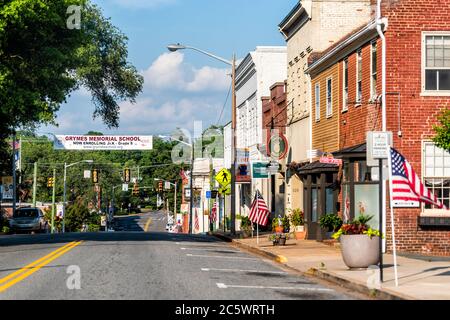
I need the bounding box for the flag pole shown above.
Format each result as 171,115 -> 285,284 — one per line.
256,190 -> 259,246
387,145 -> 399,287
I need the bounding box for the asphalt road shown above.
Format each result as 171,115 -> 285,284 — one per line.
0,211 -> 359,300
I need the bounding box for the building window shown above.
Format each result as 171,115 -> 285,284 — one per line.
326,77 -> 332,118
356,49 -> 362,104
371,41 -> 377,99
423,141 -> 450,210
315,83 -> 320,122
343,58 -> 349,111
423,34 -> 450,93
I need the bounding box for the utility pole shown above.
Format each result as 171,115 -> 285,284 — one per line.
32,162 -> 37,207
12,133 -> 17,217
189,141 -> 194,234
230,54 -> 237,236
51,169 -> 56,233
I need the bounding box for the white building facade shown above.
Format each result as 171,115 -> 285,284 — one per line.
235,46 -> 287,217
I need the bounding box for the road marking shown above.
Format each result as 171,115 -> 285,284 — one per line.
201,268 -> 288,275
144,217 -> 153,232
0,241 -> 78,285
186,254 -> 258,260
215,283 -> 334,292
181,247 -> 241,253
176,242 -> 227,248
0,241 -> 83,293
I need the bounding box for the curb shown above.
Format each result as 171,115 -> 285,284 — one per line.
211,232 -> 411,300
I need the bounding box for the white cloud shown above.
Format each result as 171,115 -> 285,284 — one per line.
111,0 -> 176,9
143,52 -> 230,93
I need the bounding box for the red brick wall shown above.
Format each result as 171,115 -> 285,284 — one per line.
339,0 -> 450,256
382,0 -> 450,256
262,82 -> 287,134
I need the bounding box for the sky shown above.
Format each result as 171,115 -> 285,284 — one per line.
39,0 -> 298,136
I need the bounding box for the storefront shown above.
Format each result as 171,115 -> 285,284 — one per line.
334,143 -> 380,230
298,162 -> 339,241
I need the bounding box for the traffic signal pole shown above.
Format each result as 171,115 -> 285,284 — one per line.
51,169 -> 56,233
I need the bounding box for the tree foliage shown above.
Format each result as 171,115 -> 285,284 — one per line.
0,0 -> 143,160
433,109 -> 450,152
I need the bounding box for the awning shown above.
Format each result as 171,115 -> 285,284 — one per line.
296,161 -> 339,175
333,143 -> 366,159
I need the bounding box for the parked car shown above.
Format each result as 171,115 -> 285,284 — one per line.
9,207 -> 48,234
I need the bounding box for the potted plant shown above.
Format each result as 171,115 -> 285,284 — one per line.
281,215 -> 290,233
289,209 -> 306,240
333,214 -> 382,269
240,216 -> 252,238
319,213 -> 343,239
235,214 -> 242,232
269,233 -> 290,246
272,217 -> 284,234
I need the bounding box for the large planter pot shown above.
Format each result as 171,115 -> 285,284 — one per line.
295,231 -> 306,240
340,235 -> 380,269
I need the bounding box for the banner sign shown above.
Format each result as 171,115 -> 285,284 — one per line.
53,135 -> 153,151
1,176 -> 13,200
252,162 -> 269,179
236,148 -> 251,183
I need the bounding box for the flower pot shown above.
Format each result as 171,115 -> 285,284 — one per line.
340,235 -> 380,269
295,231 -> 306,240
275,226 -> 284,233
295,226 -> 305,232
278,237 -> 286,246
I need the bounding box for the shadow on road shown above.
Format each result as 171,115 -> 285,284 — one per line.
0,231 -> 223,248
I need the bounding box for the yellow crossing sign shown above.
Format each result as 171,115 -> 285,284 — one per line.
215,168 -> 231,187
218,184 -> 231,195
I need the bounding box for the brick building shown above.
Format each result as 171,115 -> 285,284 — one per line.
262,82 -> 288,215
305,0 -> 450,255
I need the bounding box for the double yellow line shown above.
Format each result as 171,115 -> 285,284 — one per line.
144,217 -> 152,232
0,240 -> 83,293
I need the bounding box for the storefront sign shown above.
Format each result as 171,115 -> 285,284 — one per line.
319,154 -> 342,165
54,135 -> 153,151
236,149 -> 251,183
267,132 -> 289,160
252,162 -> 269,179
367,131 -> 393,166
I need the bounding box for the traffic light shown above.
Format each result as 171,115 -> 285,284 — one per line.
124,168 -> 131,183
47,177 -> 54,188
158,180 -> 163,193
132,184 -> 139,196
92,169 -> 99,184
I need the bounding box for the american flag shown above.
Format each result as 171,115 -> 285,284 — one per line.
390,148 -> 446,209
248,191 -> 270,226
210,202 -> 218,223
194,208 -> 200,231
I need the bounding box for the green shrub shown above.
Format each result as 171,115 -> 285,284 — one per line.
289,209 -> 304,227
319,213 -> 343,232
2,226 -> 10,234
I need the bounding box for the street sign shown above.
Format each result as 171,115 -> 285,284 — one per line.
219,184 -> 231,195
215,168 -> 231,187
367,131 -> 393,166
252,162 -> 269,179
165,181 -> 171,190
206,191 -> 211,199
211,190 -> 218,198
122,184 -> 129,192
267,162 -> 280,175
56,204 -> 64,219
84,170 -> 91,179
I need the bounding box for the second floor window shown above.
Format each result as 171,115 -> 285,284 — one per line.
371,41 -> 377,99
343,58 -> 349,111
356,49 -> 362,104
424,35 -> 450,92
315,83 -> 320,122
326,77 -> 332,118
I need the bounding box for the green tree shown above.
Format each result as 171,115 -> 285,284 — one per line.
0,0 -> 143,161
434,109 -> 450,152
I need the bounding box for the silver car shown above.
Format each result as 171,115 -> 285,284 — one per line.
9,208 -> 48,234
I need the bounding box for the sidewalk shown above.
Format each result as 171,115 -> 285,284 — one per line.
212,232 -> 450,300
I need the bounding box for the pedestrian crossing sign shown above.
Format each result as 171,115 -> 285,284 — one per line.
218,184 -> 231,195
215,168 -> 231,187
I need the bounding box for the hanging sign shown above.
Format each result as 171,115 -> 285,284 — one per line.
319,153 -> 342,165
252,162 -> 269,179
53,135 -> 153,151
236,148 -> 251,183
267,132 -> 289,160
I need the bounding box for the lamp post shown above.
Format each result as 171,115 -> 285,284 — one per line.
167,43 -> 237,235
63,160 -> 93,233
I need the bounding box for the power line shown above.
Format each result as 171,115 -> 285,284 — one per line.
216,81 -> 232,126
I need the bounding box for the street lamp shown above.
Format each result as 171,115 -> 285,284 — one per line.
63,160 -> 94,233
166,43 -> 237,235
